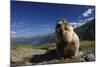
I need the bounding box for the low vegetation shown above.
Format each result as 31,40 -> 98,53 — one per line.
11,40 -> 95,66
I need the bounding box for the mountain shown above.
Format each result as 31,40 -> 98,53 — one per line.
74,19 -> 95,40
11,18 -> 95,45
11,33 -> 56,45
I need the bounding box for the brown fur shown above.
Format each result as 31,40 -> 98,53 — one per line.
56,18 -> 81,59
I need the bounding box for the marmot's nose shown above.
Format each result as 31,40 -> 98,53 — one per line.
56,24 -> 61,28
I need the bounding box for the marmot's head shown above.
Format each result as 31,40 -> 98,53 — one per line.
56,18 -> 73,33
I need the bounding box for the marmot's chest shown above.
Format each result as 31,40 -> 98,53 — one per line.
57,41 -> 76,58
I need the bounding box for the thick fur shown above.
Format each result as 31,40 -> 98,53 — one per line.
56,18 -> 81,58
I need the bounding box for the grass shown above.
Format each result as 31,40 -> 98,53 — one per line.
11,40 -> 95,65
11,43 -> 56,50
11,44 -> 33,50
11,40 -> 95,51
41,43 -> 56,50
80,40 -> 95,49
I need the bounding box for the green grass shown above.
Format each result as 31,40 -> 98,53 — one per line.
11,44 -> 33,50
11,43 -> 56,50
11,41 -> 95,50
80,40 -> 95,49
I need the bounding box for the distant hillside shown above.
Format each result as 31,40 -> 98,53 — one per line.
74,19 -> 95,40
11,19 -> 95,45
11,33 -> 56,45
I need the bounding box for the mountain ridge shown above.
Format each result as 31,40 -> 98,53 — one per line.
11,18 -> 95,45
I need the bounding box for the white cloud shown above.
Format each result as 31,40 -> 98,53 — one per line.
69,22 -> 77,26
11,31 -> 16,35
76,17 -> 95,28
11,31 -> 17,38
69,22 -> 78,28
83,8 -> 94,17
70,17 -> 94,29
78,17 -> 94,22
85,17 -> 94,22
70,22 -> 86,29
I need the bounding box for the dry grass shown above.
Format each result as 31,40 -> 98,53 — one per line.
11,40 -> 95,66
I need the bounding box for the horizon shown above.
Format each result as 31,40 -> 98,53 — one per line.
11,1 -> 95,38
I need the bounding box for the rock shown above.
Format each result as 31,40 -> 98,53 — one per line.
84,53 -> 95,62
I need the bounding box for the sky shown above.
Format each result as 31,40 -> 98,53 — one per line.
11,1 -> 95,37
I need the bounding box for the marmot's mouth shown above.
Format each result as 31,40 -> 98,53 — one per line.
56,24 -> 62,32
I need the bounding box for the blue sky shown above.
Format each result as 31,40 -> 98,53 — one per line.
11,1 -> 95,37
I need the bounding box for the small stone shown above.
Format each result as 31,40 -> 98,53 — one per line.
84,53 -> 95,62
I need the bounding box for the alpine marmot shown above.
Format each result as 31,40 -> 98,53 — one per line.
55,18 -> 81,58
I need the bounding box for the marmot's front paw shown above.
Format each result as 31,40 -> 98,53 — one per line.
71,55 -> 79,59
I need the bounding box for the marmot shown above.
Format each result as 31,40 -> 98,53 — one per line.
55,18 -> 81,59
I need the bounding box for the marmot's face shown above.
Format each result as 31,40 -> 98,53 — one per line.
56,19 -> 71,33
